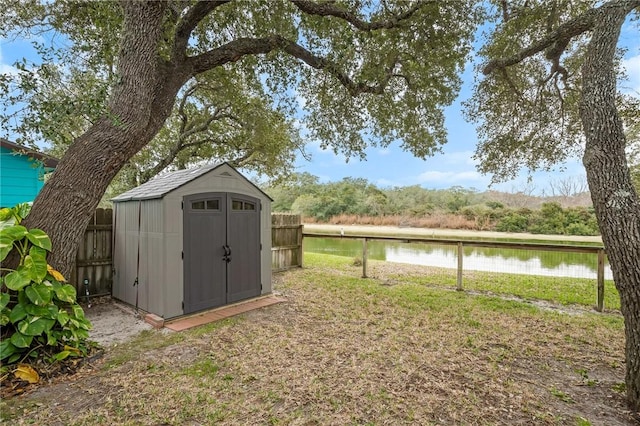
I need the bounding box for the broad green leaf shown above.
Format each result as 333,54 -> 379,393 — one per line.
0,235 -> 15,262
0,207 -> 13,223
53,350 -> 72,361
17,289 -> 28,305
0,339 -> 17,361
57,309 -> 70,326
0,225 -> 28,240
74,329 -> 89,339
0,292 -> 10,309
54,284 -> 76,303
0,206 -> 24,229
25,303 -> 58,319
1,312 -> 10,326
7,353 -> 21,364
26,229 -> 51,251
29,245 -> 47,260
17,317 -> 56,336
72,304 -> 85,320
4,268 -> 32,291
9,303 -> 27,323
25,304 -> 49,316
25,283 -> 53,305
10,332 -> 33,348
80,319 -> 92,331
23,247 -> 48,282
0,219 -> 17,231
47,333 -> 57,346
13,204 -> 31,222
47,303 -> 59,318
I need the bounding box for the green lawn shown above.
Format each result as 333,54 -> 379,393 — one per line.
366,259 -> 621,311
1,253 -> 629,425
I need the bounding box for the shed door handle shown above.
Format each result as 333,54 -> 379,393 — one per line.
222,245 -> 232,262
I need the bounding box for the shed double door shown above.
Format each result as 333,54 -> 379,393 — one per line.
183,192 -> 261,314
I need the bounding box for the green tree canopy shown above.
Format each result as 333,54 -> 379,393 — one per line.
2,0 -> 480,179
465,0 -> 639,182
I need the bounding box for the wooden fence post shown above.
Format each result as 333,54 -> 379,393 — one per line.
457,242 -> 463,291
299,229 -> 304,269
596,249 -> 605,312
362,238 -> 368,278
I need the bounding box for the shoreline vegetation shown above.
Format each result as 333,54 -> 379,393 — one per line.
303,223 -> 604,246
267,176 -> 600,237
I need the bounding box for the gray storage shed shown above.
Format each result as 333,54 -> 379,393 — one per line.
111,163 -> 272,319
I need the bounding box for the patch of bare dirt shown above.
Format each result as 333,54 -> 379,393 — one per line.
82,297 -> 155,347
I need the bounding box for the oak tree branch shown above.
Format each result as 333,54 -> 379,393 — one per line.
483,0 -> 640,75
290,0 -> 424,31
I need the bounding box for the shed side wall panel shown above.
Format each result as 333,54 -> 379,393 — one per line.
162,198 -> 183,318
260,201 -> 272,294
140,199 -> 164,315
112,205 -> 127,301
112,202 -> 140,307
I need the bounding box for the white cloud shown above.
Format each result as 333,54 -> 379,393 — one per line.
441,150 -> 477,166
621,54 -> 640,96
416,170 -> 485,185
378,148 -> 390,156
376,178 -> 400,187
0,42 -> 20,76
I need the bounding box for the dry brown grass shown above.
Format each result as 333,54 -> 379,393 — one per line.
1,254 -> 635,425
318,214 -> 481,230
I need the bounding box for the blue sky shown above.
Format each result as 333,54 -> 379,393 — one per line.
1,13 -> 639,194
292,17 -> 640,193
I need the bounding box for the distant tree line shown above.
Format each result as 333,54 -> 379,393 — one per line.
265,173 -> 600,236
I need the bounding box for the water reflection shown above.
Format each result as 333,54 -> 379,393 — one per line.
304,238 -> 613,280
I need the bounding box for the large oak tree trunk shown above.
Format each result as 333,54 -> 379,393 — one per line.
22,2 -> 188,278
580,5 -> 640,411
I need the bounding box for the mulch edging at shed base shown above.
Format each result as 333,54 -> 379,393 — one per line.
163,296 -> 286,331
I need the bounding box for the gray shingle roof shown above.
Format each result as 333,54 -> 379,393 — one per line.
111,163 -> 223,202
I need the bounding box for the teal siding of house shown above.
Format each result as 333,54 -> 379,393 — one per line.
0,145 -> 50,208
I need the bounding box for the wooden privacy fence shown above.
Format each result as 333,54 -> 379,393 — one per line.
271,214 -> 303,271
71,208 -> 113,298
303,232 -> 610,312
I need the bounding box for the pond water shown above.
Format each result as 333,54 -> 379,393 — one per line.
304,237 -> 613,280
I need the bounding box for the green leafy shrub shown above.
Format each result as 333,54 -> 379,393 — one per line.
529,202 -> 566,234
526,203 -> 599,235
566,222 -> 596,236
0,204 -> 92,366
485,201 -> 504,210
496,212 -> 529,233
564,207 -> 599,235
